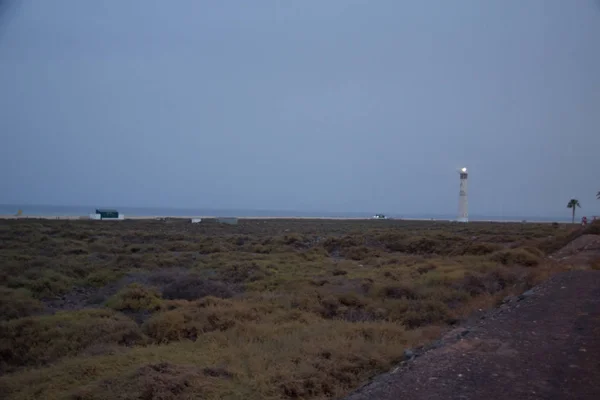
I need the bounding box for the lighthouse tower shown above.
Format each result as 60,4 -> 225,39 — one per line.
457,167 -> 468,222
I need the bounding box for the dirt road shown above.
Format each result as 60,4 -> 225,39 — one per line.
344,270 -> 600,400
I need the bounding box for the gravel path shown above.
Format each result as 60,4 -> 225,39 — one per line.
344,270 -> 600,400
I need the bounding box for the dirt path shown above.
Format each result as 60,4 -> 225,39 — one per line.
344,270 -> 600,400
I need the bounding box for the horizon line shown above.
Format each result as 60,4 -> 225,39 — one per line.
0,203 -> 595,220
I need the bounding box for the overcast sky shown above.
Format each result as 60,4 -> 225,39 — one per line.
0,0 -> 599,217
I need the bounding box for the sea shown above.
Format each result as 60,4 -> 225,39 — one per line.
0,204 -> 575,223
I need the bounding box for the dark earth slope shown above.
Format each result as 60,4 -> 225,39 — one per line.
344,270 -> 600,400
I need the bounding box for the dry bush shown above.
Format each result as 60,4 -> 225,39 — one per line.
68,362 -> 224,400
404,237 -> 447,254
322,236 -> 363,254
0,287 -> 44,321
162,275 -> 235,301
378,235 -> 454,255
243,244 -> 273,254
382,270 -> 399,280
106,283 -> 162,312
314,295 -> 340,319
375,284 -> 421,300
344,246 -> 378,261
374,232 -> 408,252
309,278 -> 330,286
279,233 -> 309,247
415,263 -> 437,275
84,269 -> 123,287
455,267 -> 519,296
287,293 -> 368,320
331,269 -> 348,276
8,268 -> 74,299
0,309 -> 145,372
337,292 -> 368,308
0,320 -> 428,400
382,298 -> 453,328
457,242 -> 503,256
519,246 -> 545,258
398,299 -> 453,328
417,285 -> 470,305
219,263 -> 267,283
489,248 -> 541,266
143,298 -> 267,343
299,247 -> 329,261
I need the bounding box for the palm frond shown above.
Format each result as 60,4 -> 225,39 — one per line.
567,199 -> 581,208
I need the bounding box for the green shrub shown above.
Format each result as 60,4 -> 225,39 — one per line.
162,275 -> 234,301
7,269 -> 74,299
519,246 -> 545,258
401,300 -> 452,328
106,283 -> 162,312
83,269 -> 123,287
322,236 -> 363,253
0,287 -> 44,321
281,233 -> 305,245
490,248 -> 541,266
405,237 -> 443,254
460,243 -> 503,256
337,292 -> 367,307
219,263 -> 266,283
455,267 -> 519,295
331,269 -> 348,276
376,284 -> 421,300
0,309 -> 145,372
143,300 -> 262,343
415,263 -> 437,274
142,309 -> 189,343
376,232 -> 409,252
67,362 -> 218,400
344,246 -> 376,260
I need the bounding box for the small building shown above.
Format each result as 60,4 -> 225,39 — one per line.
96,209 -> 119,219
90,209 -> 124,220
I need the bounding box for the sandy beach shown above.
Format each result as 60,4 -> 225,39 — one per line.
0,215 -> 376,221
0,215 -> 567,223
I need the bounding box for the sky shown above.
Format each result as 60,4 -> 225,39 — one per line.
0,0 -> 599,218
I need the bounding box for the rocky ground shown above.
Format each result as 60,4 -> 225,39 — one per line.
549,234 -> 600,267
343,269 -> 600,400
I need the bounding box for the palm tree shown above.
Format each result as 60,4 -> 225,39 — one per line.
597,191 -> 600,200
567,199 -> 581,224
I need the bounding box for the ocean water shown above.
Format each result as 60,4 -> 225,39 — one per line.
0,204 -> 574,222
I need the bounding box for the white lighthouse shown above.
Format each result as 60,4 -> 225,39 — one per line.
457,167 -> 468,222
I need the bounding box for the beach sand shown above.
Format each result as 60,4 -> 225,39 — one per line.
0,215 -> 565,223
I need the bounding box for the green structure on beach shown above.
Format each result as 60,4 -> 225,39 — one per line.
95,209 -> 119,219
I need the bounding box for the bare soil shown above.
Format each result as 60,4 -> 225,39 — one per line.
344,269 -> 600,400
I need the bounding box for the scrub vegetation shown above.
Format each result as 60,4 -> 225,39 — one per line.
0,218 -> 587,399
